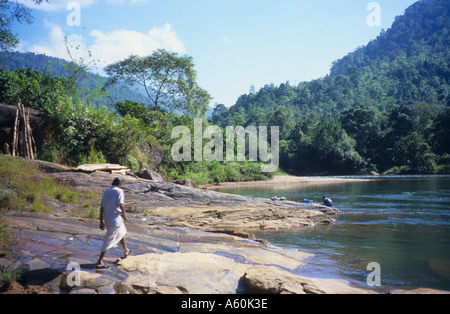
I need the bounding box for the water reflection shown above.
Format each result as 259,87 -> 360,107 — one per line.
216,176 -> 450,291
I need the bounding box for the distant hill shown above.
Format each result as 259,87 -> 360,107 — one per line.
330,0 -> 449,77
0,51 -> 150,107
209,0 -> 449,175
211,0 -> 449,128
0,51 -> 66,73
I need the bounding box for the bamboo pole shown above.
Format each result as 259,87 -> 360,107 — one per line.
20,104 -> 28,159
26,106 -> 35,160
31,133 -> 37,159
20,108 -> 25,158
12,103 -> 19,157
24,105 -> 32,159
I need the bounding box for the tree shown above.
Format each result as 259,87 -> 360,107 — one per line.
0,0 -> 45,51
105,49 -> 211,116
210,103 -> 229,127
395,132 -> 436,173
267,106 -> 295,139
114,100 -> 152,125
410,102 -> 442,144
0,67 -> 67,113
340,105 -> 384,166
433,107 -> 450,155
291,118 -> 365,175
309,118 -> 365,174
63,37 -> 103,101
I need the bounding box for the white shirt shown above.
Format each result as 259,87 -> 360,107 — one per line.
101,186 -> 125,227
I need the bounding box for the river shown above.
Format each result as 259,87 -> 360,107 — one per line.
215,176 -> 450,292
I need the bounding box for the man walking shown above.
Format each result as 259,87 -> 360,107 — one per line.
96,178 -> 130,269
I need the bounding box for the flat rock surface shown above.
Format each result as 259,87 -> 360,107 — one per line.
4,211 -> 374,294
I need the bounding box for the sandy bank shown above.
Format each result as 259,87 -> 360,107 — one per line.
204,175 -> 374,189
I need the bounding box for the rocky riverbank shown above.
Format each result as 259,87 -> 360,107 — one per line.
1,160 -> 447,294
2,211 -> 373,294
44,168 -> 337,233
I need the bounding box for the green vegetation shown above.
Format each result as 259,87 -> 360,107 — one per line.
210,0 -> 450,175
0,155 -> 100,214
0,0 -> 43,51
0,0 -> 449,181
168,161 -> 279,186
0,51 -> 151,106
0,267 -> 22,285
104,50 -> 212,116
111,100 -> 279,185
0,46 -> 274,183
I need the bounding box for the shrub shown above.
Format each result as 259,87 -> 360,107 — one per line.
0,267 -> 22,286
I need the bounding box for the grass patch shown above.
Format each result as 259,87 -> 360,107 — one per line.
0,155 -> 100,216
79,207 -> 100,219
0,155 -> 102,256
55,188 -> 78,204
0,155 -> 56,212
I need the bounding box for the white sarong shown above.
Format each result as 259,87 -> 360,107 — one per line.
101,223 -> 127,253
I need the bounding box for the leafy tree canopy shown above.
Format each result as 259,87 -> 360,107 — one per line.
105,49 -> 212,117
0,0 -> 46,51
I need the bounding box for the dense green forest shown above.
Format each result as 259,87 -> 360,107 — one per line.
0,51 -> 150,106
0,0 -> 449,182
211,0 -> 450,175
0,49 -> 274,184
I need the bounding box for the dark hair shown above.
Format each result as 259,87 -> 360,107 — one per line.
112,178 -> 123,186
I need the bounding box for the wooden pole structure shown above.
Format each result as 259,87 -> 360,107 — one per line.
27,107 -> 35,160
24,105 -> 32,159
20,104 -> 28,158
11,102 -> 36,160
12,103 -> 19,157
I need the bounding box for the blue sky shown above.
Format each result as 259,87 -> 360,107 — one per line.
12,0 -> 418,108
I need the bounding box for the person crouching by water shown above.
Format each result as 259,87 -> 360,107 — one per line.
323,196 -> 334,207
96,178 -> 130,269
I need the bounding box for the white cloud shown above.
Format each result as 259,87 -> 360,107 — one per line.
223,35 -> 234,44
90,23 -> 186,66
26,22 -> 87,61
24,23 -> 186,72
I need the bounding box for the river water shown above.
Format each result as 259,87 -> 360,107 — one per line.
215,176 -> 450,292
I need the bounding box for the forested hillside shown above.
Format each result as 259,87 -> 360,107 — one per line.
0,51 -> 150,106
210,0 -> 450,175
